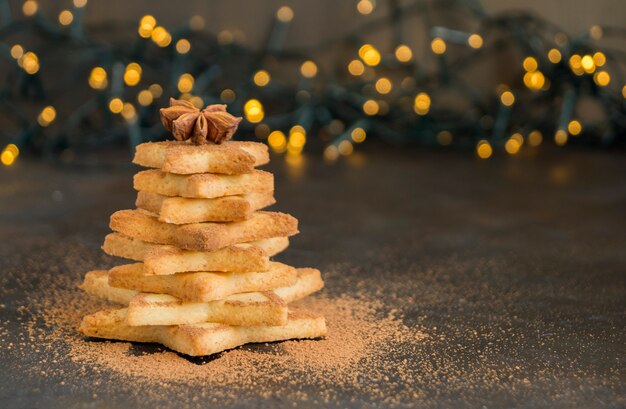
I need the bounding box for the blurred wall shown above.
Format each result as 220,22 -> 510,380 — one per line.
18,0 -> 626,51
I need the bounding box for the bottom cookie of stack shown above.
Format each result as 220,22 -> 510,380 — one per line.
80,309 -> 326,356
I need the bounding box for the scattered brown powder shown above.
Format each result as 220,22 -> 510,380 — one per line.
0,258 -> 429,406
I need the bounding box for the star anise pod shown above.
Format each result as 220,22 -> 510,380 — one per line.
159,98 -> 242,144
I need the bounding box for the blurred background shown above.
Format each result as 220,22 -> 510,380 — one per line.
0,0 -> 625,168
2,3 -> 626,407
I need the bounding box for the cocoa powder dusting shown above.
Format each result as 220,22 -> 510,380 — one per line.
0,239 -> 430,407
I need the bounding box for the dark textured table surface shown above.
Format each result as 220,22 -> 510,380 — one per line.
0,147 -> 624,408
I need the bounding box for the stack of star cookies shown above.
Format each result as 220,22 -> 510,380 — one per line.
79,140 -> 326,356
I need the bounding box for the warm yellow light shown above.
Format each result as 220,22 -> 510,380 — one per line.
10,45 -> 24,60
253,70 -> 271,87
288,130 -> 306,149
58,10 -> 74,26
431,38 -> 446,55
138,15 -> 156,38
593,71 -> 610,86
362,99 -> 379,115
300,61 -> 318,78
554,130 -> 568,146
437,131 -> 452,146
394,45 -> 412,62
148,84 -> 163,98
356,0 -> 374,15
548,48 -> 562,64
175,39 -> 191,54
528,130 -> 542,147
363,49 -> 381,67
1,145 -> 19,165
88,66 -> 108,90
568,54 -> 584,75
268,131 -> 287,152
276,6 -> 294,22
290,125 -> 305,134
511,132 -> 524,145
220,89 -> 236,103
348,59 -> 365,76
37,106 -> 56,127
375,77 -> 392,94
524,71 -> 545,90
22,0 -> 38,16
592,52 -> 606,67
500,91 -> 515,106
137,90 -> 153,106
124,63 -> 142,87
21,52 -> 39,74
140,16 -> 156,29
189,16 -> 205,31
324,145 -> 339,161
467,34 -> 483,49
505,138 -> 521,155
569,54 -> 582,67
523,56 -> 538,72
351,128 -> 366,143
359,44 -> 381,66
121,103 -> 137,121
581,55 -> 595,73
338,140 -> 353,156
476,140 -> 492,159
151,26 -> 172,47
358,44 -> 373,59
177,73 -> 194,93
4,144 -> 19,157
589,25 -> 603,40
255,124 -> 270,139
622,85 -> 626,98
108,98 -> 123,114
413,92 -> 431,115
1,150 -> 16,166
244,99 -> 264,123
567,120 -> 582,136
73,0 -> 88,8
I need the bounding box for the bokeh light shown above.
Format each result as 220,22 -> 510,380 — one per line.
567,120 -> 582,136
362,99 -> 379,115
37,106 -> 57,127
88,67 -> 108,90
375,78 -> 392,94
177,73 -> 194,93
300,61 -> 318,78
244,99 -> 265,123
276,6 -> 294,22
351,128 -> 367,143
58,10 -> 74,26
348,60 -> 365,76
548,48 -> 562,64
467,34 -> 483,49
414,92 -> 431,115
394,45 -> 413,62
476,140 -> 492,159
175,39 -> 191,54
431,38 -> 446,54
254,70 -> 271,87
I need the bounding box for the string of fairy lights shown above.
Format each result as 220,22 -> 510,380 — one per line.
1,0 -> 625,167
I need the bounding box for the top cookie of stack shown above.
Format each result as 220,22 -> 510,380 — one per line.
132,140 -> 277,226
